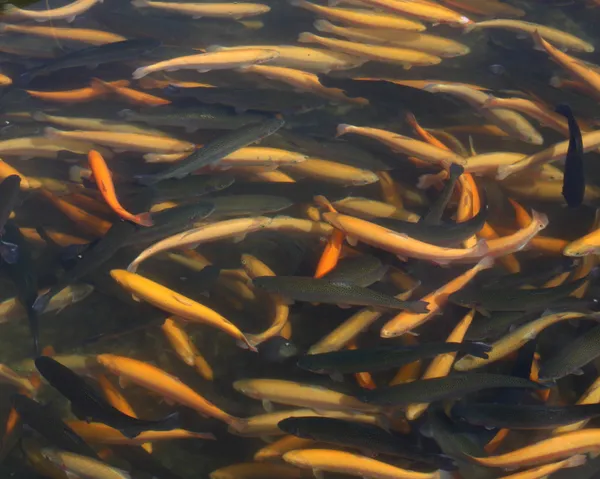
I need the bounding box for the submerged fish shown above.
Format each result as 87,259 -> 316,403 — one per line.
35,356 -> 180,439
321,255 -> 387,287
252,276 -> 428,312
12,394 -> 98,458
0,175 -> 21,264
556,104 -> 585,208
451,402 -> 600,430
356,373 -> 542,405
297,342 -> 490,374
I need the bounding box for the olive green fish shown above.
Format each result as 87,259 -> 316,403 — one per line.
252,276 -> 428,313
322,255 -> 387,287
356,373 -> 543,405
451,402 -> 600,430
539,324 -> 600,381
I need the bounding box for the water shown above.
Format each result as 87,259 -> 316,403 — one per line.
0,0 -> 599,478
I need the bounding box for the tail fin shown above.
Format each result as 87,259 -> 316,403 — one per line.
463,341 -> 491,359
335,123 -> 352,138
133,212 -> 154,227
297,32 -> 315,43
468,239 -> 488,259
31,111 -> 48,122
131,0 -> 151,7
314,20 -> 332,32
43,127 -> 60,140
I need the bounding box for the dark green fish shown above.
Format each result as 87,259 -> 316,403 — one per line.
119,105 -> 268,132
12,394 -> 98,458
136,117 -> 285,185
153,175 -> 234,202
33,220 -> 138,313
278,417 -> 455,470
374,199 -> 486,246
0,175 -> 21,264
125,201 -> 215,246
356,373 -> 542,405
210,194 -> 292,218
19,39 -> 161,84
465,311 -> 536,341
423,163 -> 464,225
3,221 -> 39,355
480,258 -> 576,290
451,401 -> 600,430
252,276 -> 429,312
321,255 -> 387,287
448,277 -> 588,314
35,356 -> 180,439
539,324 -> 600,381
164,86 -> 327,114
297,342 -> 490,375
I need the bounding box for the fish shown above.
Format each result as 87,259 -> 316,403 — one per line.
19,38 -> 161,84
119,105 -> 268,132
163,85 -> 327,113
135,117 -> 285,185
211,462 -> 307,479
132,48 -> 280,79
3,0 -> 102,22
356,373 -> 543,405
96,353 -> 242,429
88,150 -> 153,227
140,175 -> 233,202
3,221 -> 39,355
233,378 -> 381,413
0,175 -> 21,264
131,0 -> 270,19
110,270 -> 256,350
33,220 -> 139,314
89,77 -> 170,107
555,104 -> 585,208
40,449 -> 131,479
35,356 -> 180,439
12,394 -> 98,458
0,23 -> 126,45
210,195 -> 293,218
257,336 -> 299,363
539,324 -> 600,381
448,277 -> 588,314
297,342 -> 490,375
423,163 -> 464,225
451,402 -> 600,430
278,417 -> 454,469
468,429 -> 600,468
321,255 -> 387,287
283,449 -> 444,479
252,276 -> 429,312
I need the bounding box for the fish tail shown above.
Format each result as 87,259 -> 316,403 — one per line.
132,67 -> 148,80
313,20 -> 331,32
2,5 -> 19,16
32,291 -> 52,314
468,239 -> 488,259
31,111 -> 49,122
131,0 -> 150,7
335,124 -> 352,138
237,335 -> 258,352
133,212 -> 154,227
531,210 -> 549,229
159,411 -> 180,431
481,94 -> 498,109
43,127 -> 60,140
227,417 -> 248,434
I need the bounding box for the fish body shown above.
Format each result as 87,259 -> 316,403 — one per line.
539,325 -> 600,381
321,255 -> 387,287
297,342 -> 490,374
35,356 -> 179,439
4,0 -> 101,22
136,117 -> 284,185
40,449 -> 131,479
423,163 -> 464,225
20,38 -> 161,84
449,277 -> 588,313
357,373 -> 542,405
556,104 -> 585,208
252,276 -> 428,312
452,402 -> 600,429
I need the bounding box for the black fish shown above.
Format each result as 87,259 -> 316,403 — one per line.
136,117 -> 285,185
3,221 -> 39,355
423,163 -> 464,225
297,342 -> 490,375
556,104 -> 585,208
12,394 -> 98,458
35,356 -> 180,439
0,175 -> 21,264
356,373 -> 543,405
451,402 -> 600,430
19,38 -> 161,84
33,220 -> 138,313
278,417 -> 455,470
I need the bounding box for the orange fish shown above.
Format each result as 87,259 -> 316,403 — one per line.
88,150 -> 153,227
26,80 -> 129,103
314,196 -> 344,278
90,78 -> 171,106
